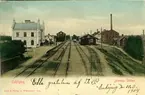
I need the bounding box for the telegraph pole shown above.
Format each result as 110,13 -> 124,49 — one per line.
0,52 -> 1,76
101,27 -> 103,48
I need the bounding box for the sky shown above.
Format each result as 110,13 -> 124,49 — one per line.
0,0 -> 145,36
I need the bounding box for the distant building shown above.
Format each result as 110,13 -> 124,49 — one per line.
56,31 -> 66,42
102,29 -> 119,45
116,35 -> 128,48
44,33 -> 56,45
12,19 -> 45,48
101,14 -> 119,45
80,34 -> 96,45
92,30 -> 101,43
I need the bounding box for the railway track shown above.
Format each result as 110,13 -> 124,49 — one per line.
14,42 -> 66,78
53,41 -> 71,76
66,41 -> 71,76
86,46 -> 103,76
74,42 -> 90,75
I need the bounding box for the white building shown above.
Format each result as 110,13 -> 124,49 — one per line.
12,19 -> 45,48
44,33 -> 56,44
92,30 -> 101,42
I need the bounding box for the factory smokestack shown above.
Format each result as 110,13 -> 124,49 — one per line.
110,14 -> 113,30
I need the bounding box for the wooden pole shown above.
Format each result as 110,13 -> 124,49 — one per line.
101,27 -> 102,48
0,52 -> 1,77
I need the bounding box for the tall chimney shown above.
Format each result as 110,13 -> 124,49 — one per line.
110,14 -> 113,30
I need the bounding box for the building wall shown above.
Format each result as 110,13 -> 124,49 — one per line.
12,30 -> 42,48
80,38 -> 96,45
102,30 -> 119,45
119,38 -> 128,48
56,31 -> 66,42
40,29 -> 45,43
45,35 -> 55,42
94,34 -> 101,42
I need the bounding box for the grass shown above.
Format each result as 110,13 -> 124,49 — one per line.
97,47 -> 145,76
1,56 -> 31,74
111,47 -> 145,74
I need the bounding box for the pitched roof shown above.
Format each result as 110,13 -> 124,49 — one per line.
13,22 -> 41,30
118,36 -> 128,41
81,34 -> 97,39
92,31 -> 101,36
102,29 -> 119,34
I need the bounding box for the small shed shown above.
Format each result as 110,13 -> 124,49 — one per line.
80,34 -> 96,45
117,36 -> 128,48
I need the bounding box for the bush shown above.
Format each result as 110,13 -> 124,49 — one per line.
0,40 -> 26,60
72,34 -> 79,41
124,36 -> 144,61
0,36 -> 12,41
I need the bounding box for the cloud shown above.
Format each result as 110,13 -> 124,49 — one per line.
0,1 -> 144,36
116,24 -> 145,35
1,16 -> 144,36
45,17 -> 110,36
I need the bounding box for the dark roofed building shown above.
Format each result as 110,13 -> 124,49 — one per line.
80,34 -> 96,45
56,31 -> 66,42
117,36 -> 128,48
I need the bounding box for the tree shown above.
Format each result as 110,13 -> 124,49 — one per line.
0,40 -> 26,60
124,36 -> 144,61
0,36 -> 12,41
72,34 -> 79,41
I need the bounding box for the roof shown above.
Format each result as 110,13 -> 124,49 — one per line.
117,36 -> 128,41
81,34 -> 97,39
13,22 -> 42,30
57,31 -> 65,34
92,31 -> 101,36
102,29 -> 119,34
45,34 -> 56,37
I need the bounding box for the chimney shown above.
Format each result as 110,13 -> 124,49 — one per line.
12,18 -> 16,29
110,14 -> 113,30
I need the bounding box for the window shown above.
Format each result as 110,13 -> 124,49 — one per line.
16,32 -> 19,37
24,32 -> 27,37
24,40 -> 26,45
31,40 -> 34,45
31,32 -> 34,37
